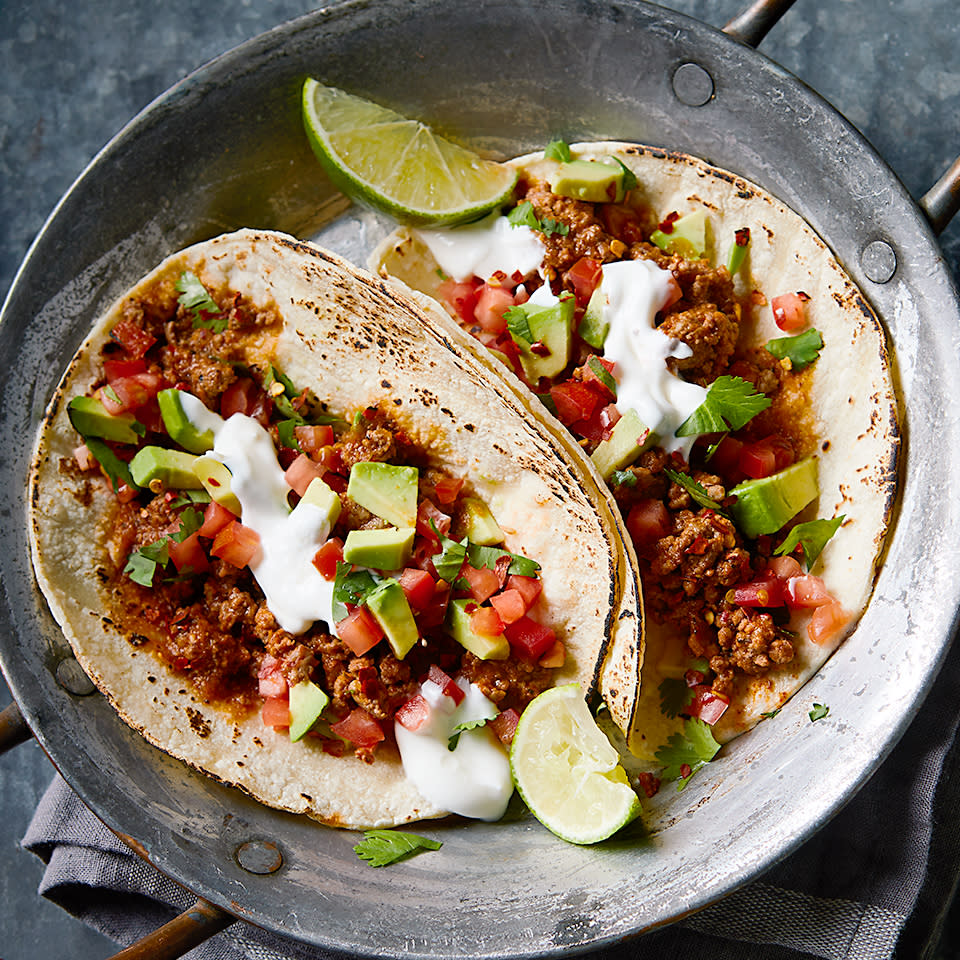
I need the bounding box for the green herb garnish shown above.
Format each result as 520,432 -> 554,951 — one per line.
353,829 -> 442,867
83,437 -> 139,494
504,304 -> 534,345
544,140 -> 572,162
466,543 -> 540,578
331,562 -> 381,622
610,157 -> 638,192
774,515 -> 845,570
664,467 -> 726,514
447,717 -> 489,751
506,201 -> 570,237
587,356 -> 617,396
430,524 -> 468,583
658,678 -> 694,719
765,328 -> 824,370
610,469 -> 637,488
277,418 -> 301,451
123,507 -> 203,586
655,718 -> 721,791
761,708 -> 781,719
676,375 -> 771,438
176,271 -> 227,333
809,703 -> 830,722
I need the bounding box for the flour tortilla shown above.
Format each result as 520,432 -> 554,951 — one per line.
29,228 -> 642,827
372,143 -> 900,761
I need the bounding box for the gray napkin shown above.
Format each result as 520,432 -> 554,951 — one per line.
23,634 -> 960,960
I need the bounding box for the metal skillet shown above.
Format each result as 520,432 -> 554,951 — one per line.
2,0 -> 959,956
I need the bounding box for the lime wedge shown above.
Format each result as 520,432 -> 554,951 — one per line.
510,684 -> 641,844
301,79 -> 518,226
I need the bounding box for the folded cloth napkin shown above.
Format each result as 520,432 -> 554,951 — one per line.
24,635 -> 960,960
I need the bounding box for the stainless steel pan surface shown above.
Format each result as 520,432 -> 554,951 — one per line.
2,1 -> 959,956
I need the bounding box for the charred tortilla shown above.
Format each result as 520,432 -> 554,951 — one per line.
28,228 -> 642,827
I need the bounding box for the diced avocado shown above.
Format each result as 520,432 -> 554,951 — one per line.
288,680 -> 330,743
445,598 -> 509,660
347,461 -> 418,528
157,388 -> 214,454
512,295 -> 574,382
67,396 -> 142,445
458,497 -> 504,546
365,578 -> 419,659
193,456 -> 242,515
650,209 -> 708,259
591,409 -> 653,479
129,446 -> 203,491
342,526 -> 415,570
578,286 -> 609,349
300,477 -> 342,528
730,457 -> 819,538
550,159 -> 625,203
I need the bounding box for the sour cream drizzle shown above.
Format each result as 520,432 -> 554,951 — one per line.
179,393 -> 337,634
394,677 -> 513,821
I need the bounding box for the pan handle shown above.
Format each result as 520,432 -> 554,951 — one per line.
0,700 -> 33,755
723,0 -> 798,48
920,155 -> 960,236
106,897 -> 236,960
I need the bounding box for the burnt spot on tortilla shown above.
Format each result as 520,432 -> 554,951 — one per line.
236,761 -> 244,767
186,706 -> 211,738
440,407 -> 454,418
464,423 -> 476,433
822,440 -> 831,452
301,793 -> 313,801
147,676 -> 156,683
253,737 -> 263,747
381,379 -> 392,389
393,398 -> 402,406
127,633 -> 149,647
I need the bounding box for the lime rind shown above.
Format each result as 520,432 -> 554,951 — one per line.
301,79 -> 517,226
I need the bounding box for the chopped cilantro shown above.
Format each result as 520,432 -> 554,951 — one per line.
123,508 -> 201,587
506,201 -> 570,237
539,217 -> 570,237
610,157 -> 638,192
676,375 -> 771,437
809,703 -> 830,722
775,515 -> 845,570
504,304 -> 534,345
765,328 -> 824,370
610,469 -> 637,488
430,525 -> 468,583
544,140 -> 572,162
655,718 -> 721,791
658,677 -> 694,719
467,543 -> 540,578
447,717 -> 489,751
83,437 -> 139,494
277,418 -> 301,451
168,490 -> 211,509
353,829 -> 442,867
664,467 -> 726,514
331,563 -> 381,622
176,271 -> 227,333
587,356 -> 617,395
169,506 -> 203,543
536,392 -> 558,417
761,708 -> 781,719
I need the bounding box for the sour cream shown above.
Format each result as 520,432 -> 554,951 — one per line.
395,678 -> 513,821
182,396 -> 337,634
414,213 -> 545,283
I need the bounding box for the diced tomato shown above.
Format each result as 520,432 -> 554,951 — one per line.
565,257 -> 603,307
504,616 -> 557,661
398,567 -> 436,611
580,356 -> 617,398
198,500 -> 236,538
330,708 -> 385,748
103,357 -> 147,381
335,605 -> 385,656
210,520 -> 261,568
771,291 -> 810,332
220,377 -> 272,426
807,598 -> 849,645
258,655 -> 287,698
460,563 -> 501,603
73,443 -> 97,472
739,435 -> 794,480
600,204 -> 647,245
507,574 -> 542,610
416,578 -> 451,630
626,499 -> 672,555
731,578 -> 784,608
549,380 -> 602,426
708,435 -> 745,484
427,665 -> 466,706
539,639 -> 566,668
473,283 -> 516,334
490,588 -> 527,625
471,605 -> 505,637
312,537 -> 344,581
438,277 -> 482,324
294,424 -> 334,455
411,535 -> 441,577
432,475 -> 464,507
490,708 -> 520,747
395,694 -> 431,731
686,686 -> 730,725
261,696 -> 290,729
100,372 -> 164,415
416,498 -> 452,541
116,481 -> 139,504
167,530 -> 210,575
284,453 -> 327,498
766,555 -> 803,581
110,317 -> 157,359
784,574 -> 833,609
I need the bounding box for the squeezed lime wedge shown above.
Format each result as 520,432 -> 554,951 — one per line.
510,684 -> 641,844
301,79 -> 517,226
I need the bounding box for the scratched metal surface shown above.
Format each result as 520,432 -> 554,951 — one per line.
1,0 -> 959,957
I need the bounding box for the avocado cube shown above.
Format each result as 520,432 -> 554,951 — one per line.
591,409 -> 653,479
342,526 -> 415,571
512,296 -> 574,382
299,477 -> 342,528
578,286 -> 609,350
730,457 -> 819,538
365,579 -> 419,659
650,209 -> 708,259
445,598 -> 509,660
158,388 -> 215,454
67,396 -> 142,445
549,159 -> 625,203
288,679 -> 330,743
193,456 -> 242,515
458,497 -> 505,546
130,446 -> 203,491
347,462 -> 418,528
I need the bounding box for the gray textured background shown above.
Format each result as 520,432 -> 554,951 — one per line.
1,1 -> 958,957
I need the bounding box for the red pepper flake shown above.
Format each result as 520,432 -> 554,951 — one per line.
530,341 -> 551,357
734,227 -> 751,247
679,763 -> 692,780
489,270 -> 508,287
510,270 -> 525,285
637,772 -> 661,798
687,535 -> 709,556
658,211 -> 680,234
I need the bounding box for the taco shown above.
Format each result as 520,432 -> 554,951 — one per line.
28,228 -> 642,828
373,142 -> 900,774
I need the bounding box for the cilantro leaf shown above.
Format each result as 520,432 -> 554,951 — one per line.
610,469 -> 637,488
506,201 -> 569,237
539,217 -> 570,237
809,703 -> 830,722
587,356 -> 617,395
176,271 -> 227,333
544,140 -> 572,162
774,515 -> 845,570
430,525 -> 468,583
447,717 -> 490,751
123,543 -> 167,587
331,562 -> 381,622
466,543 -> 540,578
611,157 -> 638,192
504,304 -> 534,346
761,708 -> 781,719
83,437 -> 139,494
664,467 -> 726,514
168,490 -> 211,509
765,328 -> 824,370
655,718 -> 721,791
169,506 -> 203,543
676,375 -> 772,438
353,829 -> 442,867
658,678 -> 694,719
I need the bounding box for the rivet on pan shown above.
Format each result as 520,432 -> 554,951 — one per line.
235,839 -> 283,875
861,240 -> 898,284
55,657 -> 96,696
672,63 -> 714,107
